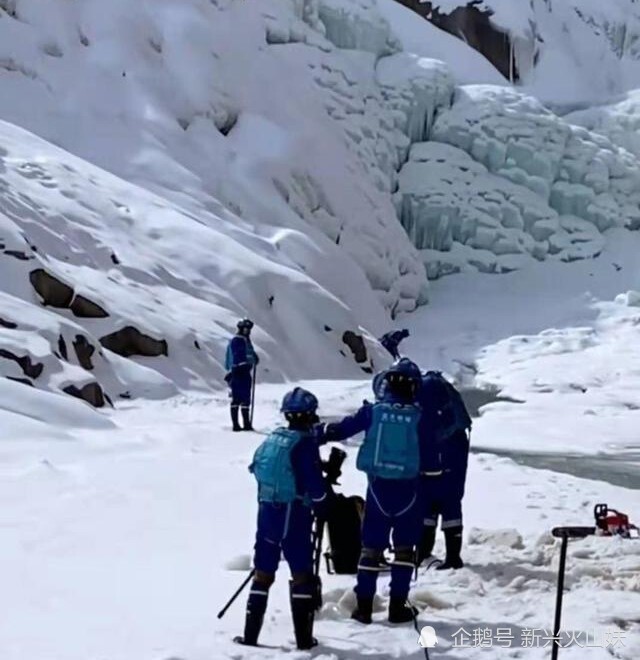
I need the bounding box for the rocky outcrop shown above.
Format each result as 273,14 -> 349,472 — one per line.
395,1 -> 517,81
62,382 -> 107,408
100,326 -> 168,358
0,348 -> 44,379
29,269 -> 109,318
342,330 -> 368,363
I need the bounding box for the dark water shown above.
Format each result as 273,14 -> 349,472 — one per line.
471,446 -> 640,490
459,386 -> 640,490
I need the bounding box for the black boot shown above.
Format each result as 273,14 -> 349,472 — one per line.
351,595 -> 374,624
388,597 -> 417,624
416,526 -> 437,566
437,526 -> 464,570
290,582 -> 318,650
241,406 -> 253,431
231,405 -> 242,432
233,583 -> 268,646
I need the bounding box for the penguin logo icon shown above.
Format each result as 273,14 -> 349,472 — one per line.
418,625 -> 438,648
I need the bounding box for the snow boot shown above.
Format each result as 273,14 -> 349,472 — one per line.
388,597 -> 417,624
231,406 -> 242,432
233,583 -> 268,646
351,595 -> 374,624
290,582 -> 318,650
436,526 -> 464,570
416,526 -> 437,566
241,406 -> 253,432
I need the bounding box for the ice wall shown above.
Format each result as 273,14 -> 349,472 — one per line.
396,86 -> 640,278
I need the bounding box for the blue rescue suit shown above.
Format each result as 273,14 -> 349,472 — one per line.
226,334 -> 258,408
326,396 -> 421,600
250,428 -> 327,576
417,374 -> 470,531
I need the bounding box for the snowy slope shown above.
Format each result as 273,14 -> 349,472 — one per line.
1,0 -> 639,421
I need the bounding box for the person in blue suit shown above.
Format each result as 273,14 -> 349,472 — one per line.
379,328 -> 410,359
324,358 -> 422,625
225,318 -> 259,431
235,387 -> 328,650
415,371 -> 471,570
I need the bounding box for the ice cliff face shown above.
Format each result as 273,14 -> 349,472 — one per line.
0,0 -> 638,413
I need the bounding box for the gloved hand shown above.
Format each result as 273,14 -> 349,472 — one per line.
223,372 -> 233,384
254,355 -> 260,365
310,422 -> 327,444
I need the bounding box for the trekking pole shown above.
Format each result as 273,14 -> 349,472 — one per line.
249,364 -> 257,427
550,527 -> 594,659
217,569 -> 255,619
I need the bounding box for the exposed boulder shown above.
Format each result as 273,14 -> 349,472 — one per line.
73,334 -> 96,370
29,269 -> 108,318
69,294 -> 108,318
62,382 -> 107,408
30,268 -> 74,308
342,330 -> 368,364
0,348 -> 44,379
394,1 -> 517,81
100,326 -> 168,358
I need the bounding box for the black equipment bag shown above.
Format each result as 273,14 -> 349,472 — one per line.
325,493 -> 365,574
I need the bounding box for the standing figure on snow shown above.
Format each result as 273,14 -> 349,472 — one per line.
325,358 -> 422,625
415,371 -> 472,570
235,387 -> 328,650
379,328 -> 410,360
225,318 -> 259,432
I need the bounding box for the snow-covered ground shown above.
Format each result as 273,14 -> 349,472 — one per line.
2,383 -> 638,660
3,236 -> 640,659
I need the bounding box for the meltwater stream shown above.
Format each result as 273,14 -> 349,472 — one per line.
460,387 -> 640,490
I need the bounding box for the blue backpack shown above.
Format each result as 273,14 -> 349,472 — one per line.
250,428 -> 303,503
421,371 -> 471,441
357,403 -> 420,479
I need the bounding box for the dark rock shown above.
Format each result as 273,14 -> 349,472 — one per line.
342,331 -> 368,364
6,376 -> 33,387
324,325 -> 332,332
30,268 -> 108,318
0,348 -> 44,379
3,249 -> 31,260
395,1 -> 517,82
0,317 -> 17,329
69,294 -> 108,318
30,269 -> 74,307
73,334 -> 95,370
100,326 -> 168,358
194,340 -> 201,350
58,335 -> 68,360
360,366 -> 373,374
62,382 -> 106,408
110,252 -> 120,265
